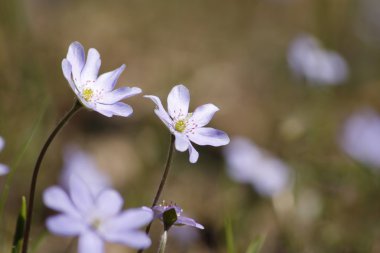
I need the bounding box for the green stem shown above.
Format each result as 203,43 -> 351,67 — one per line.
137,134 -> 175,253
157,231 -> 168,253
22,99 -> 82,253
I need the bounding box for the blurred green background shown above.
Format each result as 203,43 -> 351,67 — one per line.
1,0 -> 380,252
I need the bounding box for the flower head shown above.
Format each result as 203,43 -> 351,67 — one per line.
224,137 -> 291,197
62,41 -> 142,117
339,108 -> 380,169
145,84 -> 230,163
43,175 -> 153,253
152,201 -> 204,230
288,34 -> 348,85
0,137 -> 9,176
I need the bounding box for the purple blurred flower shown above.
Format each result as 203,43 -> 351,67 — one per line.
62,41 -> 142,117
288,34 -> 348,85
224,137 -> 291,197
43,176 -> 153,253
145,84 -> 230,163
0,137 -> 9,176
339,108 -> 380,169
60,146 -> 111,196
153,201 -> 204,230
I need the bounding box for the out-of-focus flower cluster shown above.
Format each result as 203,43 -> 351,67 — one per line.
288,34 -> 349,85
224,137 -> 292,197
339,108 -> 380,170
0,137 -> 9,176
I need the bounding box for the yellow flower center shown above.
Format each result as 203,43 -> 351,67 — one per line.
91,218 -> 101,230
175,120 -> 186,132
82,88 -> 94,102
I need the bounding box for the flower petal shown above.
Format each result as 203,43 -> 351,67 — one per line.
81,48 -> 101,83
188,143 -> 199,163
95,64 -> 125,92
191,104 -> 219,127
78,231 -> 104,253
0,164 -> 9,176
46,214 -> 86,236
62,59 -> 78,94
99,87 -> 142,104
101,207 -> 153,232
176,217 -> 204,229
167,84 -> 190,119
66,41 -> 85,83
104,230 -> 151,249
144,95 -> 172,129
95,189 -> 124,218
95,102 -> 133,117
43,186 -> 80,218
174,133 -> 189,152
69,176 -> 94,214
189,127 -> 230,146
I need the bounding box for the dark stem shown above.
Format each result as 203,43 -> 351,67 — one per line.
22,99 -> 82,253
137,134 -> 175,253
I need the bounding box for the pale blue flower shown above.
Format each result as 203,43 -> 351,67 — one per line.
339,108 -> 380,169
288,34 -> 348,85
43,176 -> 153,253
62,41 -> 142,117
152,201 -> 204,230
224,137 -> 291,197
0,137 -> 9,176
145,84 -> 230,163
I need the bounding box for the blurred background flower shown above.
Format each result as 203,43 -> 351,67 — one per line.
224,137 -> 292,197
288,34 -> 348,85
339,108 -> 380,170
0,137 -> 9,176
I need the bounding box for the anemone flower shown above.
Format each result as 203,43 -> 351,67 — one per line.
44,176 -> 153,253
152,201 -> 204,230
0,137 -> 9,176
62,41 -> 142,117
288,34 -> 348,85
224,137 -> 291,197
339,108 -> 380,170
145,84 -> 229,163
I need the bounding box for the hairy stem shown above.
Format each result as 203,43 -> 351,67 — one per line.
22,99 -> 82,253
137,134 -> 175,253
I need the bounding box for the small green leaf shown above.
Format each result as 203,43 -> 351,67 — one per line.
12,196 -> 27,253
224,217 -> 235,253
163,208 -> 177,231
246,235 -> 265,253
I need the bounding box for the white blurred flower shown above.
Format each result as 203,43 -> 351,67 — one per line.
60,146 -> 111,196
0,137 -> 9,176
44,176 -> 153,253
224,137 -> 291,197
288,34 -> 348,85
339,108 -> 380,169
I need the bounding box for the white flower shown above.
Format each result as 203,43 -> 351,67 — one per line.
339,108 -> 380,169
145,84 -> 230,163
224,137 -> 291,197
288,34 -> 348,85
60,146 -> 111,196
0,137 -> 9,176
62,41 -> 142,117
44,176 -> 153,253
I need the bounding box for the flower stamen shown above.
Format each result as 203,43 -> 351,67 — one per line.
82,88 -> 94,102
175,120 -> 186,132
